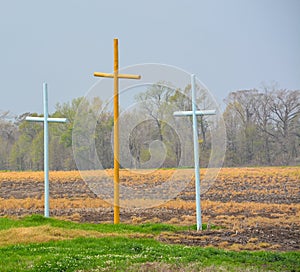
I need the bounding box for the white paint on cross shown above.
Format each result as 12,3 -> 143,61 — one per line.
26,83 -> 68,217
173,74 -> 216,231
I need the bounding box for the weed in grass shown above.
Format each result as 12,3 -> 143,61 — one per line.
0,216 -> 299,271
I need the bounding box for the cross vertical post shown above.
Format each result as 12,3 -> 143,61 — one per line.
113,39 -> 120,223
26,83 -> 68,217
173,74 -> 216,231
43,83 -> 49,217
94,38 -> 141,224
191,74 -> 202,230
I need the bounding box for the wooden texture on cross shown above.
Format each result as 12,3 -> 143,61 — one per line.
94,39 -> 141,224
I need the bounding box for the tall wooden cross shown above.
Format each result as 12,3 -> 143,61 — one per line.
174,74 -> 216,231
26,83 -> 68,217
94,38 -> 141,224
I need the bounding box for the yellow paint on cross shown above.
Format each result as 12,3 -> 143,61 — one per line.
94,38 -> 141,224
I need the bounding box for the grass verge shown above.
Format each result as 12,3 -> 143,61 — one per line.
0,214 -> 207,233
0,215 -> 299,272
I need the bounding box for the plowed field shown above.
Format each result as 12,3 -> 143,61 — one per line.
0,167 -> 299,251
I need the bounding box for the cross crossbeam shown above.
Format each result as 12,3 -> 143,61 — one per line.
173,110 -> 216,117
26,117 -> 68,123
25,83 -> 68,217
94,72 -> 141,80
173,74 -> 216,231
94,38 -> 141,224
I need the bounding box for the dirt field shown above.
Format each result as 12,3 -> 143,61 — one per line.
0,167 -> 299,251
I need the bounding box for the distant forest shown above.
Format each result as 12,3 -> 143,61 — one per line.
0,84 -> 299,171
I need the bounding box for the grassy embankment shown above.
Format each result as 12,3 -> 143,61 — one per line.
0,215 -> 299,272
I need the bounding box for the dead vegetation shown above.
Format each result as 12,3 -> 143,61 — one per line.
0,167 -> 299,251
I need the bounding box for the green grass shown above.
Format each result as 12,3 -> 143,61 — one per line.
0,214 -> 220,233
0,215 -> 299,272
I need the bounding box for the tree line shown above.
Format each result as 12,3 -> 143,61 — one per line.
224,88 -> 300,166
0,84 -> 299,171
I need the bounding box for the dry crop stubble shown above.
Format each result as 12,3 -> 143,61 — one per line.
0,167 -> 299,251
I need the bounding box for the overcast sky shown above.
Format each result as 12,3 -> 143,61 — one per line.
0,0 -> 299,115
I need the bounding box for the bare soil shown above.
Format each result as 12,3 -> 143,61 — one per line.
0,167 -> 299,251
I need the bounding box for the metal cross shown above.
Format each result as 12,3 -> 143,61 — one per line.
26,83 -> 68,217
174,74 -> 216,231
94,38 -> 141,224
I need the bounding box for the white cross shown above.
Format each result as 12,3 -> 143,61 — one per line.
26,83 -> 68,217
174,74 -> 216,231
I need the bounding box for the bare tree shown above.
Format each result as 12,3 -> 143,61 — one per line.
224,88 -> 300,166
224,90 -> 259,164
269,89 -> 300,164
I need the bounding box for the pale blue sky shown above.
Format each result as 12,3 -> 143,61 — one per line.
0,0 -> 299,115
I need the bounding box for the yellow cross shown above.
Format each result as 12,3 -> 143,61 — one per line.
94,38 -> 141,224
